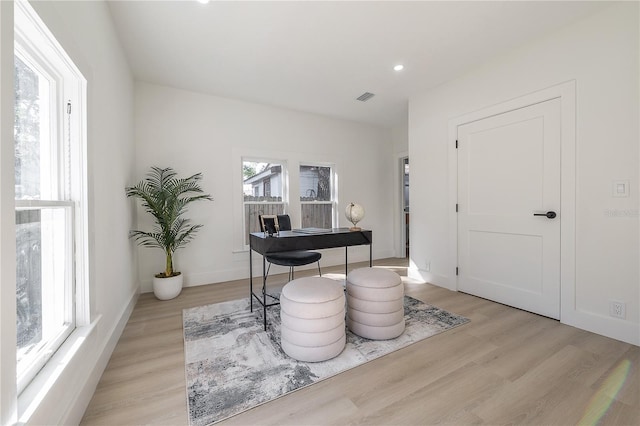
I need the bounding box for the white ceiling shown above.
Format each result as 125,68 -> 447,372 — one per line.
108,1 -> 609,128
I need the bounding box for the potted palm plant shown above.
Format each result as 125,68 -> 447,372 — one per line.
126,166 -> 212,300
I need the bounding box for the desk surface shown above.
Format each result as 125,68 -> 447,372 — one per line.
249,228 -> 372,254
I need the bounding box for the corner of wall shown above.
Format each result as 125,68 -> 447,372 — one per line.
408,266 -> 455,291
563,311 -> 640,346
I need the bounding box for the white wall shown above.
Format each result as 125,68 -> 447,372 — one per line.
0,1 -> 137,424
408,3 -> 639,344
391,123 -> 408,156
134,82 -> 395,292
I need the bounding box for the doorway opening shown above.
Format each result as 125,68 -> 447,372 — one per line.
402,157 -> 409,257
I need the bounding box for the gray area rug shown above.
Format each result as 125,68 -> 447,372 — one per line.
183,294 -> 469,426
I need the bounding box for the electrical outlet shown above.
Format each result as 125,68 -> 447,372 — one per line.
425,260 -> 431,272
609,301 -> 626,319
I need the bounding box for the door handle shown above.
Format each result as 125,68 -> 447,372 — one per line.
533,211 -> 557,219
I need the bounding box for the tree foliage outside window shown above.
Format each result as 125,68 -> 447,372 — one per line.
15,56 -> 44,353
300,165 -> 331,201
242,163 -> 256,180
15,55 -> 41,201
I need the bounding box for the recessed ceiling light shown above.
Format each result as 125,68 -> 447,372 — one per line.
197,0 -> 210,4
393,64 -> 404,71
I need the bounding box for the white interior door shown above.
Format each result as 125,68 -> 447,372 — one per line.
457,98 -> 561,319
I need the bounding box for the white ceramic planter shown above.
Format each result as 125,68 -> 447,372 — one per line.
153,273 -> 183,300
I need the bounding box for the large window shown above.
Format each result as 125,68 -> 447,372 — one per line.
300,164 -> 335,229
243,160 -> 286,244
14,0 -> 87,393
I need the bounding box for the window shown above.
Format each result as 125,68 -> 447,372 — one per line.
14,0 -> 87,393
300,164 -> 335,229
243,160 -> 286,244
263,180 -> 271,197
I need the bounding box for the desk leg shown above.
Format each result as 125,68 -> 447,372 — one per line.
345,247 -> 348,279
262,255 -> 267,331
370,243 -> 372,267
249,245 -> 253,312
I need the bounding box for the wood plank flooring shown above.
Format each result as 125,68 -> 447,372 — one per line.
81,258 -> 640,425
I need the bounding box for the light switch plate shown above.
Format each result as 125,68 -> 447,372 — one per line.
612,180 -> 629,197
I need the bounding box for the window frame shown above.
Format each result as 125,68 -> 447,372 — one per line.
14,0 -> 88,395
14,203 -> 75,392
299,162 -> 337,229
242,158 -> 288,247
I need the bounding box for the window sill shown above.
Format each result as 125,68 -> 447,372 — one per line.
18,315 -> 102,424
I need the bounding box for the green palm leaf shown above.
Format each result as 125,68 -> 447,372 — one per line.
125,167 -> 212,277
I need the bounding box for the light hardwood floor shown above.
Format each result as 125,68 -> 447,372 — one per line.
81,258 -> 639,425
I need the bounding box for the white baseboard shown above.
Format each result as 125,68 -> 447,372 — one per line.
408,267 -> 454,290
142,248 -> 398,292
562,309 -> 640,346
406,267 -> 639,346
60,289 -> 139,425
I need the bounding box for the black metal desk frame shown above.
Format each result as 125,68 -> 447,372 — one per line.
249,228 -> 373,330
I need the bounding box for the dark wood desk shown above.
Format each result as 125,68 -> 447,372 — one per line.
249,228 -> 373,330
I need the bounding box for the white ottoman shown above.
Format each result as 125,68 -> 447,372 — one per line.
280,277 -> 346,362
346,267 -> 405,340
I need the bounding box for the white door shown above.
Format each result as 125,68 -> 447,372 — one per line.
457,98 -> 561,319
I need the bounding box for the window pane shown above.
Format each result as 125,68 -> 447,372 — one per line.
16,207 -> 73,379
14,55 -> 54,201
243,160 -> 285,244
300,165 -> 333,229
301,204 -> 333,229
243,161 -> 283,200
16,209 -> 42,351
300,165 -> 331,201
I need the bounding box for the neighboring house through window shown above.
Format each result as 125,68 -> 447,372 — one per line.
242,160 -> 286,244
263,179 -> 271,197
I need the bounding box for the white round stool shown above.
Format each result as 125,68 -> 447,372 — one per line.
346,267 -> 405,340
280,277 -> 346,362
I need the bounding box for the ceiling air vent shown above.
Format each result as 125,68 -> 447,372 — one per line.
356,92 -> 375,102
